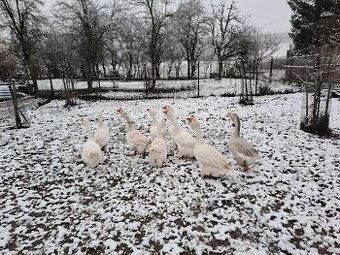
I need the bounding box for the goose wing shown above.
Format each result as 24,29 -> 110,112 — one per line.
174,129 -> 195,148
195,144 -> 229,169
228,136 -> 259,158
128,130 -> 149,145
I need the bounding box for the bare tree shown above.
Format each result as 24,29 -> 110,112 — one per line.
162,32 -> 185,79
207,0 -> 244,80
58,33 -> 80,106
99,0 -> 124,79
104,37 -> 123,77
37,26 -> 65,99
54,0 -> 112,90
0,0 -> 44,95
130,0 -> 173,87
117,14 -> 146,79
255,33 -> 280,63
236,26 -> 257,105
252,30 -> 280,93
175,0 -> 207,78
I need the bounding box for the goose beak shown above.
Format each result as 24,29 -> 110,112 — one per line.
162,107 -> 168,114
186,115 -> 194,122
226,112 -> 232,117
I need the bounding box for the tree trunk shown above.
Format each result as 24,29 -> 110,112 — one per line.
187,57 -> 191,78
8,81 -> 22,128
87,68 -> 93,90
48,72 -> 55,99
102,62 -> 106,77
127,54 -> 133,79
269,57 -> 274,84
218,54 -> 223,80
167,62 -> 173,79
111,53 -> 116,73
151,62 -> 156,88
175,66 -> 180,79
191,62 -> 196,78
26,60 -> 39,96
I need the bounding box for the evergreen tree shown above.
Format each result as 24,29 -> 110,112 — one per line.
288,0 -> 340,50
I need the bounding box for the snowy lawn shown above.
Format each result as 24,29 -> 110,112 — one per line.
0,93 -> 339,254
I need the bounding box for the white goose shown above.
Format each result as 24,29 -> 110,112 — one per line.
146,108 -> 166,140
162,105 -> 195,158
94,110 -> 109,149
227,112 -> 260,171
117,108 -> 150,154
81,117 -> 103,168
187,115 -> 230,177
148,118 -> 167,168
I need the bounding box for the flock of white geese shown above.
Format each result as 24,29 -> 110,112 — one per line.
81,105 -> 260,177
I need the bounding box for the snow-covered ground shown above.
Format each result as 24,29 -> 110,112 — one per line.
36,76 -> 297,101
0,90 -> 339,254
36,73 -> 292,95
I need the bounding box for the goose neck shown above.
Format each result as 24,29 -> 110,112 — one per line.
148,111 -> 156,123
127,122 -> 135,132
98,118 -> 104,127
233,117 -> 241,137
193,125 -> 204,143
84,123 -> 93,139
168,114 -> 179,129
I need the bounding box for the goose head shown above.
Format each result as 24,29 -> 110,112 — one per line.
162,105 -> 173,119
146,108 -> 156,120
186,115 -> 200,130
117,107 -> 124,114
117,107 -> 127,118
162,105 -> 174,114
227,112 -> 240,126
98,110 -> 104,122
227,112 -> 241,135
162,105 -> 169,114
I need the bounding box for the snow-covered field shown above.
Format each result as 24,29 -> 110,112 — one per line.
36,73 -> 294,99
0,91 -> 339,254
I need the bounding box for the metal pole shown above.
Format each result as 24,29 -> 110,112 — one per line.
269,57 -> 274,84
8,80 -> 22,128
197,61 -> 200,97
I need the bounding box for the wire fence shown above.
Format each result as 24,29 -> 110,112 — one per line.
0,82 -> 34,128
32,58 -> 289,101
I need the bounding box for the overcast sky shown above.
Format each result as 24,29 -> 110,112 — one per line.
229,0 -> 292,33
44,0 -> 292,33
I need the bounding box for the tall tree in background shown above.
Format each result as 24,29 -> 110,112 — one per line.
54,0 -> 112,90
0,0 -> 44,95
208,0 -> 244,80
131,0 -> 173,87
288,0 -> 340,50
118,14 -> 146,79
162,30 -> 185,79
252,29 -> 280,93
175,0 -> 207,78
